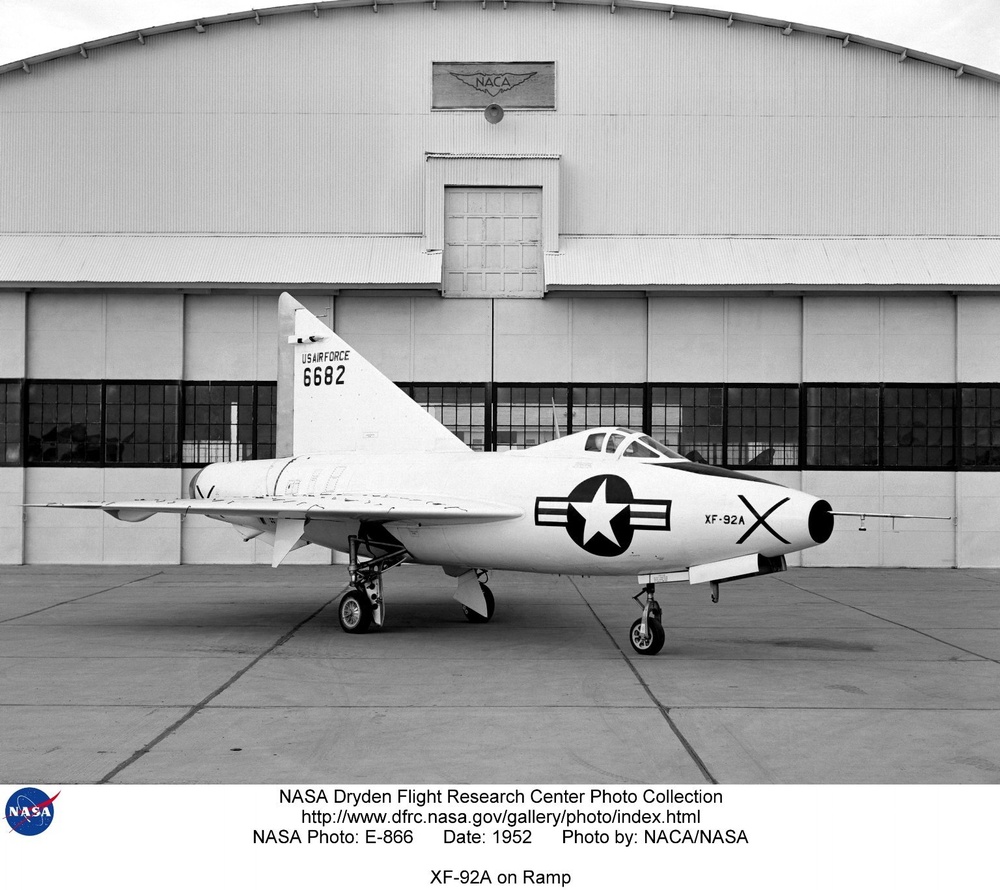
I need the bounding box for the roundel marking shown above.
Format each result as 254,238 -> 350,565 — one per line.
534,474 -> 672,558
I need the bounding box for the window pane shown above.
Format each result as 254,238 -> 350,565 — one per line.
883,386 -> 955,468
650,386 -> 724,464
255,383 -> 277,460
494,386 -> 568,451
404,384 -> 489,451
182,383 -> 254,464
961,386 -> 1000,467
571,386 -> 643,434
806,386 -> 879,467
26,382 -> 102,464
0,381 -> 21,465
726,386 -> 799,467
104,382 -> 179,464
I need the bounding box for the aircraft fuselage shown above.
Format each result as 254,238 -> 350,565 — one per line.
193,450 -> 831,576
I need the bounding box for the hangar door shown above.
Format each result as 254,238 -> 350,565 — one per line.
443,188 -> 542,298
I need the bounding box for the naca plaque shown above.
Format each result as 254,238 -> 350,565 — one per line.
433,62 -> 556,109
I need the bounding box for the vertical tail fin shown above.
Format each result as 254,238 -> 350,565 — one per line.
278,292 -> 470,455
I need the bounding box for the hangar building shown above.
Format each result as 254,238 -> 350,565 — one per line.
1,0 -> 999,567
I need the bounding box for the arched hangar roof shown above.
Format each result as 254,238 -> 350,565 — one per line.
1,0 -> 997,82
2,0 -> 999,291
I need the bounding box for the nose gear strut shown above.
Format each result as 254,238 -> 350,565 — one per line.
629,583 -> 665,655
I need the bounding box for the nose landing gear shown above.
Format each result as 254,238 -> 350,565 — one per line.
629,583 -> 665,655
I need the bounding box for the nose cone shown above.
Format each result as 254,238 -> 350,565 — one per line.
188,468 -> 204,499
737,487 -> 834,558
809,499 -> 834,544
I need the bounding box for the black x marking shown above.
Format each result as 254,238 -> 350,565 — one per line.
736,495 -> 790,545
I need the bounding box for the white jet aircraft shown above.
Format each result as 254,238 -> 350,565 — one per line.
36,293 -> 945,655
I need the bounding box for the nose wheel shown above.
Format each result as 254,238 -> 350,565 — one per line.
630,617 -> 665,654
629,583 -> 665,655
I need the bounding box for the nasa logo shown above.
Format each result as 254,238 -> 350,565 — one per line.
449,70 -> 537,97
6,787 -> 59,836
535,475 -> 671,557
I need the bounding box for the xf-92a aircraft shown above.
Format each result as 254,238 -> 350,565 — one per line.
36,293 -> 949,655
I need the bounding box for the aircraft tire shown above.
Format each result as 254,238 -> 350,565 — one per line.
463,583 -> 495,623
629,616 -> 665,655
339,590 -> 373,634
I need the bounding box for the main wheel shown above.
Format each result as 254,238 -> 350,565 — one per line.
463,582 -> 495,623
339,590 -> 373,634
629,616 -> 665,655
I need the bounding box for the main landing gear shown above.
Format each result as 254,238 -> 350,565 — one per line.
629,583 -> 665,656
339,535 -> 407,635
338,535 -> 495,634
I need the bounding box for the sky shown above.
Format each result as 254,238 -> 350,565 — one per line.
1,0 -> 998,71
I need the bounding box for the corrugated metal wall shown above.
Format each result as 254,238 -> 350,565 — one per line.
2,2 -> 998,236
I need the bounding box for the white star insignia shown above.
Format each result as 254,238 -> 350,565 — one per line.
571,480 -> 627,547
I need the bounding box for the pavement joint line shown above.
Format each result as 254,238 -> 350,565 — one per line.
0,570 -> 165,625
5,703 -> 1000,711
954,570 -> 1000,587
97,585 -> 347,785
194,704 -> 1000,712
1,652 -> 991,661
567,577 -> 717,784
776,576 -> 1000,667
0,703 -> 657,709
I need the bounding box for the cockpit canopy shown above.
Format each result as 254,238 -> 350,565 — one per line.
512,427 -> 686,461
582,428 -> 685,460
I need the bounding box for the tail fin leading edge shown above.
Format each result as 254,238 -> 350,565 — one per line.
278,292 -> 470,455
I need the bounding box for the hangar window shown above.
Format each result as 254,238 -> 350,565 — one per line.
182,383 -> 255,464
1,381 -> 22,465
403,385 -> 488,451
960,387 -> 1000,467
104,383 -> 180,464
572,387 -> 644,432
650,386 -> 724,464
494,386 -> 569,450
256,383 -> 277,460
727,386 -> 800,467
26,382 -> 102,464
805,386 -> 879,467
883,386 -> 956,468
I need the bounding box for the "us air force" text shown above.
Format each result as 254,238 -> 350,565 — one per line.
301,350 -> 350,363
